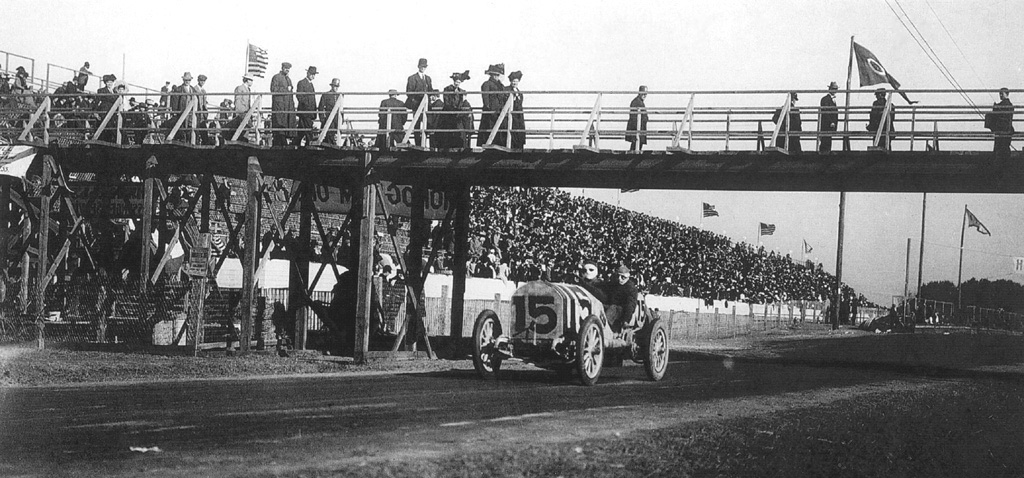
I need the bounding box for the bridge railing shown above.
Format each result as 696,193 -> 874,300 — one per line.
0,89 -> 1016,152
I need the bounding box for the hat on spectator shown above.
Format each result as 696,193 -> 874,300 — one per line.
282,62 -> 292,69
182,72 -> 193,81
307,66 -> 318,75
418,58 -> 428,68
485,63 -> 505,76
102,74 -> 116,82
508,71 -> 523,81
388,88 -> 398,95
616,265 -> 631,277
875,87 -> 886,94
639,85 -> 648,92
330,78 -> 341,87
242,75 -> 253,82
197,74 -> 207,81
451,70 -> 471,81
828,81 -> 839,90
999,87 -> 1010,95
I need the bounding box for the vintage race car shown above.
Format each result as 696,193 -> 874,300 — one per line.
472,280 -> 669,386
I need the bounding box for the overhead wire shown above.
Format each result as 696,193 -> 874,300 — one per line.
883,0 -> 983,116
923,0 -> 995,102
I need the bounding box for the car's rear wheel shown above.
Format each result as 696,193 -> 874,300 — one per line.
472,310 -> 503,380
576,315 -> 604,386
644,318 -> 669,381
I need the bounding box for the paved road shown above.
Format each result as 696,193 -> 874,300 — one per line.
0,351 -> 929,477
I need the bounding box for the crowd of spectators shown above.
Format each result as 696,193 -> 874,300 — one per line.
465,186 -> 863,304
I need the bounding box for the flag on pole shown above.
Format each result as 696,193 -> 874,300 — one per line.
246,43 -> 269,78
759,223 -> 776,236
966,208 -> 991,235
803,239 -> 813,254
852,42 -> 914,104
702,202 -> 719,218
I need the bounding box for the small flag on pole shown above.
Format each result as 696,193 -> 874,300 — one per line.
966,208 -> 991,235
759,223 -> 776,236
246,43 -> 269,78
702,202 -> 719,218
803,239 -> 813,254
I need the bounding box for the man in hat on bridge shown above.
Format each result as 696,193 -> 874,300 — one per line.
478,63 -> 508,146
867,87 -> 894,150
772,91 -> 802,152
375,89 -> 407,150
985,87 -> 1014,156
94,74 -> 119,142
405,58 -> 433,146
270,62 -> 297,146
819,81 -> 839,152
164,72 -> 196,141
626,85 -> 649,152
296,66 -> 319,145
318,78 -> 343,145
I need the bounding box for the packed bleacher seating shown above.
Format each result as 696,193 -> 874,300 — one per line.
466,186 -> 855,304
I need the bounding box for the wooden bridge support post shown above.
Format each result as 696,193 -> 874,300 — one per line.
291,182 -> 313,350
139,156 -> 157,295
0,182 -> 9,293
449,184 -> 471,344
34,156 -> 53,350
239,156 -> 263,353
406,183 -> 428,351
354,152 -> 377,363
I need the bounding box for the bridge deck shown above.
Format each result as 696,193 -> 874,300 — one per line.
44,144 -> 1023,194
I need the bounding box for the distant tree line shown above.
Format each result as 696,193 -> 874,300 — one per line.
920,278 -> 1024,313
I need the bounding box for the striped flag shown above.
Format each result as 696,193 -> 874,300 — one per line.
246,43 -> 269,78
702,202 -> 719,218
759,223 -> 776,236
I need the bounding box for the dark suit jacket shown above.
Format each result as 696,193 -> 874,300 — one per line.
404,72 -> 432,111
626,95 -> 649,143
378,97 -> 407,130
169,84 -> 194,112
820,94 -> 838,131
481,78 -> 506,112
296,78 -> 317,113
987,98 -> 1014,133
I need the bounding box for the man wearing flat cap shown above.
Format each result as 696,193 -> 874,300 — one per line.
376,89 -> 407,150
405,58 -> 433,146
319,78 -> 343,145
478,63 -> 508,146
270,62 -> 297,146
626,85 -> 649,152
296,66 -> 318,145
603,265 -> 639,333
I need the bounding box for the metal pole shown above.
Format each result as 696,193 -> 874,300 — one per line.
917,193 -> 926,298
904,238 -> 911,299
842,36 -> 855,151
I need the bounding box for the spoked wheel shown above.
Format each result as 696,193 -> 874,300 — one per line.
576,315 -> 604,386
644,318 -> 669,381
472,310 -> 503,380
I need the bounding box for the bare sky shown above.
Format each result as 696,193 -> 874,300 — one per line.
4,0 -> 1022,304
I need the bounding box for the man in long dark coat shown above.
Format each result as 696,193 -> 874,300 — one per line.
626,85 -> 649,152
986,87 -> 1014,156
819,82 -> 839,152
296,66 -> 318,145
375,89 -> 407,150
405,58 -> 432,146
772,91 -> 802,152
270,62 -> 297,146
866,88 -> 894,150
478,63 -> 507,147
318,78 -> 343,145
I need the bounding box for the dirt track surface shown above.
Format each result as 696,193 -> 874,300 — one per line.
1,327 -> 1022,477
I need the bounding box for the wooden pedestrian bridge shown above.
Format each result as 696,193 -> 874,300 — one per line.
0,88 -> 1019,360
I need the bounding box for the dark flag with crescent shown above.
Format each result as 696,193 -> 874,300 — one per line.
853,42 -> 915,104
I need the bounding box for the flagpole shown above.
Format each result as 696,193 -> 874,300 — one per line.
916,193 -> 927,298
842,35 -> 855,151
957,204 -> 967,309
244,40 -> 249,77
699,203 -> 703,230
833,191 -> 846,330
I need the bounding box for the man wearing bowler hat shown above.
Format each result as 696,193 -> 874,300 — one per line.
296,66 -> 318,145
376,89 -> 407,150
819,81 -> 839,152
405,58 -> 433,146
626,85 -> 649,152
270,62 -> 297,146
